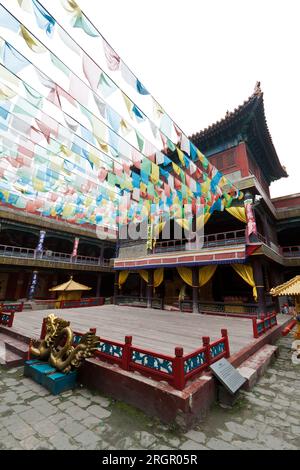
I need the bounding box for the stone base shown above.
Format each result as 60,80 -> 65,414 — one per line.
237,344 -> 278,391
217,384 -> 240,407
24,360 -> 77,395
78,320 -> 290,428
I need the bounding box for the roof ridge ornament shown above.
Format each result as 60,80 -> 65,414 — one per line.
254,81 -> 262,96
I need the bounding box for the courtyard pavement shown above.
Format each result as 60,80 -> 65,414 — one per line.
0,334 -> 299,450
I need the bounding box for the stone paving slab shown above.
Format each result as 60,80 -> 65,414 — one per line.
0,334 -> 299,450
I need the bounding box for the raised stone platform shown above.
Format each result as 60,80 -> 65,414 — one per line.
0,306 -> 291,426
78,316 -> 290,427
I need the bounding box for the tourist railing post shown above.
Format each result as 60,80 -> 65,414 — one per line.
202,336 -> 211,365
113,272 -> 118,305
122,335 -> 132,371
221,329 -> 230,358
192,266 -> 199,314
252,318 -> 259,338
173,346 -> 185,390
261,314 -> 266,333
7,312 -> 14,327
147,270 -> 154,308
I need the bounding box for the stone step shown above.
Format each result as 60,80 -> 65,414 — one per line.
0,333 -> 29,359
0,325 -> 31,344
0,342 -> 24,368
237,344 -> 278,391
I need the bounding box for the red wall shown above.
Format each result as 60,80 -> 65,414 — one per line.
272,195 -> 300,209
209,142 -> 249,178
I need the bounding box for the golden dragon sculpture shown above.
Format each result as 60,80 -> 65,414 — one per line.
30,314 -> 99,374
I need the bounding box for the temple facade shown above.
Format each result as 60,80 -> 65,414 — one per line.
114,84 -> 300,315
0,84 -> 298,313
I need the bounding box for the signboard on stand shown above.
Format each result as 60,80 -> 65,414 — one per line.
210,358 -> 246,395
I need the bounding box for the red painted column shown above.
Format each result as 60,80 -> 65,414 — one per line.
113,272 -> 119,304
221,329 -> 230,358
252,318 -> 259,338
252,258 -> 266,316
192,266 -> 199,313
202,336 -> 211,365
173,346 -> 185,390
122,335 -> 132,371
146,270 -> 154,308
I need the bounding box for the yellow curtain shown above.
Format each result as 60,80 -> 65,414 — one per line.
196,212 -> 211,229
139,269 -> 164,288
199,265 -> 217,287
118,270 -> 129,288
139,270 -> 148,283
232,264 -> 257,301
226,207 -> 247,223
154,268 -> 164,288
179,284 -> 186,301
177,267 -> 193,287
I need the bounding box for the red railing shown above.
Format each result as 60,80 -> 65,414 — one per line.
60,297 -> 105,309
0,311 -> 14,327
39,320 -> 230,391
153,229 -> 246,253
34,297 -> 105,310
252,312 -> 278,338
0,243 -> 112,267
0,302 -> 24,313
281,245 -> 300,258
0,303 -> 22,328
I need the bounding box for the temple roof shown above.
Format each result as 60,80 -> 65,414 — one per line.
270,275 -> 300,296
190,82 -> 288,184
49,276 -> 91,292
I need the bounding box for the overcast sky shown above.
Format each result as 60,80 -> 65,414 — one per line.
78,0 -> 300,199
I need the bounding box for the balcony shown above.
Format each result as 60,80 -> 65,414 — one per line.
153,229 -> 246,254
281,245 -> 300,258
0,243 -> 113,269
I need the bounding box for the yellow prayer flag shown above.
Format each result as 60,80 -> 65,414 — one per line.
172,162 -> 180,175
20,25 -> 47,54
150,163 -> 159,184
122,93 -> 133,118
176,147 -> 185,166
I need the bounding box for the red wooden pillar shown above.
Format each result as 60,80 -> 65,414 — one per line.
122,335 -> 132,371
113,272 -> 119,304
173,346 -> 185,390
7,312 -> 14,327
221,328 -> 230,358
261,314 -> 266,333
252,318 -> 259,338
252,258 -> 266,317
96,273 -> 102,298
146,270 -> 154,308
202,336 -> 211,365
192,266 -> 199,313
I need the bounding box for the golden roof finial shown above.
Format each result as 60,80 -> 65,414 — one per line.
254,81 -> 262,96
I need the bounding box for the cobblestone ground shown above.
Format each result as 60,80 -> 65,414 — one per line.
0,335 -> 299,450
